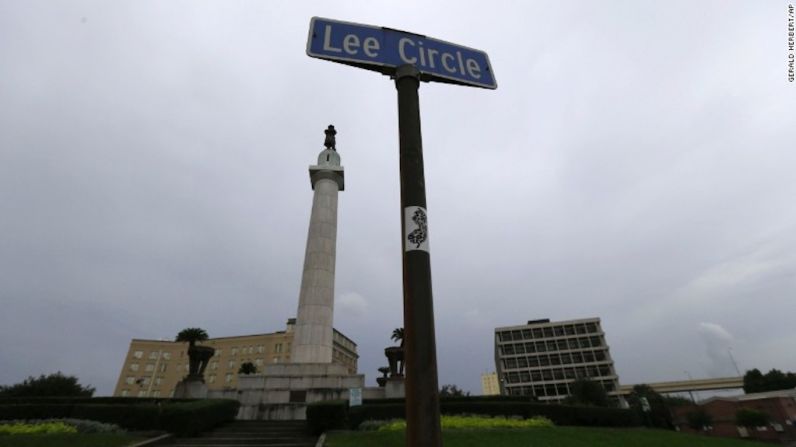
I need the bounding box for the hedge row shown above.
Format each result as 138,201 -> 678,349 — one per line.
307,398 -> 640,434
0,397 -> 195,405
0,399 -> 239,436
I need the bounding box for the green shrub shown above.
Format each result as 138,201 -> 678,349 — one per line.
378,415 -> 555,431
306,398 -> 640,433
159,399 -> 240,436
0,421 -> 77,435
0,398 -> 239,437
0,419 -> 123,434
735,408 -> 769,427
307,400 -> 349,435
0,404 -> 73,420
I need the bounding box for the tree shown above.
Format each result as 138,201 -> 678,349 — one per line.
175,327 -> 209,346
743,368 -> 796,393
686,408 -> 712,430
390,327 -> 405,376
439,384 -> 469,397
238,362 -> 257,375
0,372 -> 94,397
736,408 -> 769,427
391,328 -> 404,347
565,378 -> 610,407
626,384 -> 673,428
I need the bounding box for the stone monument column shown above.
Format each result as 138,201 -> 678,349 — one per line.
291,125 -> 344,364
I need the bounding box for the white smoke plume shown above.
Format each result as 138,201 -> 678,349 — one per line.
697,322 -> 738,377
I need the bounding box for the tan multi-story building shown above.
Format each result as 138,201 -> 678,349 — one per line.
481,372 -> 500,396
494,317 -> 620,402
113,319 -> 358,398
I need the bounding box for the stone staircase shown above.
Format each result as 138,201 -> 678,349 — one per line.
173,420 -> 317,447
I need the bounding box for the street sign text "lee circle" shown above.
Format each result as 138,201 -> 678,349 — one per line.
306,17 -> 497,89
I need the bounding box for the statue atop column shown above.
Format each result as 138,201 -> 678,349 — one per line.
324,125 -> 337,151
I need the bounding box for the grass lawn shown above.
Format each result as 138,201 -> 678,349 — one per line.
326,427 -> 771,447
0,433 -> 146,447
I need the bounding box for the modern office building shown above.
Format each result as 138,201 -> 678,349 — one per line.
113,319 -> 358,398
494,317 -> 620,402
481,372 -> 500,396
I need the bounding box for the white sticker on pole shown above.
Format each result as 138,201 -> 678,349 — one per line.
404,206 -> 429,252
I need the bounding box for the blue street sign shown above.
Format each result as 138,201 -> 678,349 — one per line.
306,17 -> 497,89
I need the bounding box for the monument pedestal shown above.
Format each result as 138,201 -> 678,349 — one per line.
173,376 -> 208,399
227,363 -> 364,420
384,377 -> 405,399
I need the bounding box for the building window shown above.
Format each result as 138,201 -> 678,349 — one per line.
133,351 -> 143,359
275,343 -> 283,353
289,391 -> 307,403
141,377 -> 150,385
211,361 -> 218,370
130,363 -> 139,372
163,352 -> 171,360
225,374 -> 233,383
159,364 -> 167,372
215,349 -> 222,357
125,376 -> 135,385
145,364 -> 154,372
231,347 -> 238,355
152,390 -> 160,397
121,389 -> 129,397
149,351 -> 159,360
539,356 -> 550,367
228,360 -> 236,369
209,375 -> 216,383
155,377 -> 162,386
273,357 -> 279,364
257,345 -> 264,353
255,359 -> 263,366
138,390 -> 146,397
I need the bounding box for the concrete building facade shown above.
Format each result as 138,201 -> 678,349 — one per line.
113,319 -> 357,398
494,317 -> 620,402
481,372 -> 500,396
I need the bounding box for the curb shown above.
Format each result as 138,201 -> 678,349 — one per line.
128,433 -> 174,447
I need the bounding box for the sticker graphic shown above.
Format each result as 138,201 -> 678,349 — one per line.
404,206 -> 429,252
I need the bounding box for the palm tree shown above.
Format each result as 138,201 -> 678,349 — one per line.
175,328 -> 211,378
175,328 -> 208,347
391,327 -> 404,347
238,362 -> 257,375
390,327 -> 405,376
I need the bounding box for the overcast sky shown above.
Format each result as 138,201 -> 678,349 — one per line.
1,1 -> 795,396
